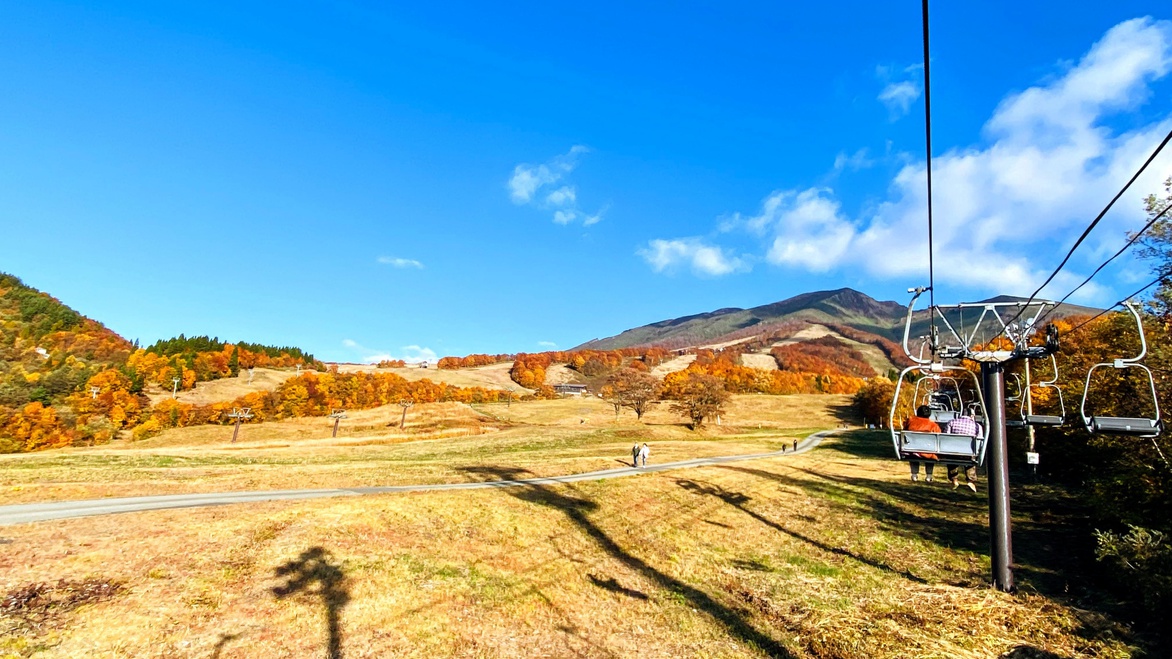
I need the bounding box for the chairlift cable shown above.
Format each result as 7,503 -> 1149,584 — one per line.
921,0 -> 938,350
1064,272 -> 1170,336
1033,201 -> 1172,328
1004,127 -> 1172,330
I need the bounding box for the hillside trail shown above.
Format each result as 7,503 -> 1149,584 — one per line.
0,430 -> 839,525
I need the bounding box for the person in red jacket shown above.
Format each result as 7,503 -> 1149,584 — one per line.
905,405 -> 940,482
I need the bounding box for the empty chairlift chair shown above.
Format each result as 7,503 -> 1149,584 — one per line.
1080,303 -> 1163,437
1022,353 -> 1065,427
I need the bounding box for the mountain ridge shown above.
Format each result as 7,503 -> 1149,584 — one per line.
574,288 -> 1101,351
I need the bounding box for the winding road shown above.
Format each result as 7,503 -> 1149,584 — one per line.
0,430 -> 837,526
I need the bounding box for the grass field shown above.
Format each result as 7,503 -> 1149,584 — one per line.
0,395 -> 1150,657
0,395 -> 844,505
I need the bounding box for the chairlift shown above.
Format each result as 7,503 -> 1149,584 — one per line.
890,289 -> 990,466
911,374 -> 964,425
890,363 -> 990,466
1080,303 -> 1162,437
1021,353 -> 1065,427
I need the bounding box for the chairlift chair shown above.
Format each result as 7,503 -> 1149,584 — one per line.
912,375 -> 963,425
890,363 -> 990,466
1022,353 -> 1065,427
1080,303 -> 1162,437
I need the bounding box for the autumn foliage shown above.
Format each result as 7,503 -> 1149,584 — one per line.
437,354 -> 512,369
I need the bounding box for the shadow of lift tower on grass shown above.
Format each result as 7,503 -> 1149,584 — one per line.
272,547 -> 351,659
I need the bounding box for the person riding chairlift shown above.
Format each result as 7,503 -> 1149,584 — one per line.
905,405 -> 939,482
944,410 -> 981,492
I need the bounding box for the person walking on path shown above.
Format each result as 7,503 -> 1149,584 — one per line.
631,443 -> 641,468
639,443 -> 650,468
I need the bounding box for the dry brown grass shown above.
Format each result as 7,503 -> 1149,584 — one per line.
0,396 -> 843,505
740,352 -> 779,371
0,431 -> 1139,658
650,354 -> 696,377
336,362 -> 527,392
146,368 -> 295,406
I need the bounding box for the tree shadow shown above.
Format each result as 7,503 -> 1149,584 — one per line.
458,465 -> 796,658
272,547 -> 350,659
716,463 -> 1148,649
587,573 -> 649,601
674,478 -> 928,584
209,633 -> 241,658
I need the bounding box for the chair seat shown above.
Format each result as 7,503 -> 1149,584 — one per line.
898,431 -> 981,464
1091,417 -> 1161,436
1026,415 -> 1063,427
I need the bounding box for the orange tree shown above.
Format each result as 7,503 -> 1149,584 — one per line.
661,371 -> 729,428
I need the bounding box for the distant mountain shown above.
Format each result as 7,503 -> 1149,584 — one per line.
575,288 -> 1101,351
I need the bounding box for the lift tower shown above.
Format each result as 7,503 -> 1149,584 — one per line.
893,289 -> 1058,591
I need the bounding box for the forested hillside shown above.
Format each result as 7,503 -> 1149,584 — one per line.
0,274 -> 324,452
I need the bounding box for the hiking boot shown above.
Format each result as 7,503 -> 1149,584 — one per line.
967,482 -> 977,493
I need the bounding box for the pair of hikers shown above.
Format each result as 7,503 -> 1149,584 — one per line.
906,405 -> 979,492
631,442 -> 650,468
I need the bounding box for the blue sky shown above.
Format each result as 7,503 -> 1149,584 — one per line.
2,1 -> 1171,363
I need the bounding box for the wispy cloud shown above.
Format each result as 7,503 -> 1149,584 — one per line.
833,148 -> 874,172
643,17 -> 1172,301
342,339 -> 437,364
878,80 -> 921,118
537,341 -> 558,348
377,256 -> 424,269
637,238 -> 747,277
507,146 -> 606,226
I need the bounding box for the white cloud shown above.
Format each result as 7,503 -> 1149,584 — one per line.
546,186 -> 577,206
833,148 -> 874,172
399,345 -> 438,364
377,256 -> 424,269
879,81 -> 921,118
637,238 -> 747,277
342,339 -> 437,364
538,341 -> 558,348
507,146 -> 605,226
681,18 -> 1172,297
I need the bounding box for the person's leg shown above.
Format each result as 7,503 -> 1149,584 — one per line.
924,462 -> 934,482
909,461 -> 920,481
948,465 -> 960,489
966,465 -> 978,492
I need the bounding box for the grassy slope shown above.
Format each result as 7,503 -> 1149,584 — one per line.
0,396 -> 848,504
0,428 -> 1142,658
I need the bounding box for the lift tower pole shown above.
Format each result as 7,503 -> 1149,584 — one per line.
981,362 -> 1014,592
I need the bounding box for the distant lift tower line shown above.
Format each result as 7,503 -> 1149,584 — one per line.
226,407 -> 254,443
328,409 -> 347,438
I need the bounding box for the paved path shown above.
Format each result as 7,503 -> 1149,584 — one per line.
0,430 -> 837,526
